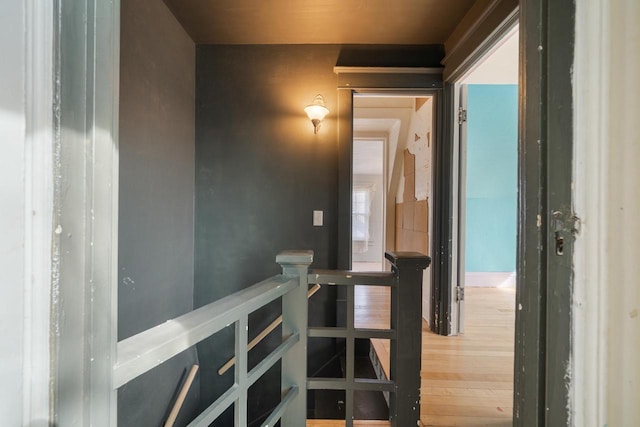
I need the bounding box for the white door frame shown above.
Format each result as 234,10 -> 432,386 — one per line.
449,84 -> 468,335
446,23 -> 518,337
23,0 -> 55,422
572,1 -> 640,425
50,0 -> 120,424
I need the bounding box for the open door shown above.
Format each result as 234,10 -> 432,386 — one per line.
452,84 -> 468,335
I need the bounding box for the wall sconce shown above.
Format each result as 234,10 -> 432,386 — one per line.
304,94 -> 330,134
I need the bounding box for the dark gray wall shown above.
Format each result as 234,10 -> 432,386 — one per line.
195,45 -> 341,424
118,0 -> 198,425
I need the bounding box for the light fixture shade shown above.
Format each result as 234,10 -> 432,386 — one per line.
304,94 -> 329,133
304,104 -> 329,122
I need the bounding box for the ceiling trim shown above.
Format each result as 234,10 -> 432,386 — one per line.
443,0 -> 502,64
442,0 -> 519,81
334,66 -> 443,75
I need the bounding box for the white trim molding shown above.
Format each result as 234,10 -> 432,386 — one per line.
51,0 -> 120,424
573,0 -> 640,425
333,66 -> 443,75
23,0 -> 54,423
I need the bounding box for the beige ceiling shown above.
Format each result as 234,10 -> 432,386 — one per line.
163,0 -> 476,45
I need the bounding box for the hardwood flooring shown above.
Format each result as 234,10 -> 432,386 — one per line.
311,286 -> 516,427
421,287 -> 515,426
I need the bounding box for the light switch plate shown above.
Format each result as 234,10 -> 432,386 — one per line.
313,210 -> 323,226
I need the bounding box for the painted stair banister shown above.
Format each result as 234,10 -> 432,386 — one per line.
307,251 -> 430,427
113,275 -> 299,388
111,250 -> 429,426
113,251 -> 314,427
277,250 -> 314,426
218,283 -> 321,376
386,251 -> 431,427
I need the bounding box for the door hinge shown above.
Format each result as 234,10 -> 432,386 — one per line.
456,286 -> 465,302
458,107 -> 467,124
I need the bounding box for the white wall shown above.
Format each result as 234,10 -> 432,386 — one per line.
573,1 -> 640,425
1,2 -> 53,424
0,1 -> 26,424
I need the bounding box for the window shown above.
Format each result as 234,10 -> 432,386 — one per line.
352,187 -> 372,252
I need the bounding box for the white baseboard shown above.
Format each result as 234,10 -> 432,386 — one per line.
465,271 -> 516,288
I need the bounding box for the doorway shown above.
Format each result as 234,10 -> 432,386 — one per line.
419,25 -> 520,426
451,25 -> 519,335
350,94 -> 434,319
350,93 -> 436,421
48,0 -> 580,424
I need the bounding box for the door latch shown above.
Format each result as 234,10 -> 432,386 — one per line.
555,231 -> 564,256
551,209 -> 580,256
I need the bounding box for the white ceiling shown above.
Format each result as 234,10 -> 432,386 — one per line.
461,26 -> 519,85
353,118 -> 401,134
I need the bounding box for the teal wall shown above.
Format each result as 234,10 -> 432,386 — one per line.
465,85 -> 517,272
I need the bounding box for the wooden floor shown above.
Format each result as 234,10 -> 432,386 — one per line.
420,287 -> 515,426
308,286 -> 516,427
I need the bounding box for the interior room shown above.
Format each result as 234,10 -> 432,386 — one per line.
14,1 -> 640,427
116,0 -> 466,424
420,25 -> 519,425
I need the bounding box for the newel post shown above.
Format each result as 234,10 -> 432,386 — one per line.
385,251 -> 431,427
276,250 -> 314,426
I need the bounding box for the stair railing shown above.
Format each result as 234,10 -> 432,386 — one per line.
111,250 -> 429,427
112,250 -> 313,427
307,251 -> 431,427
